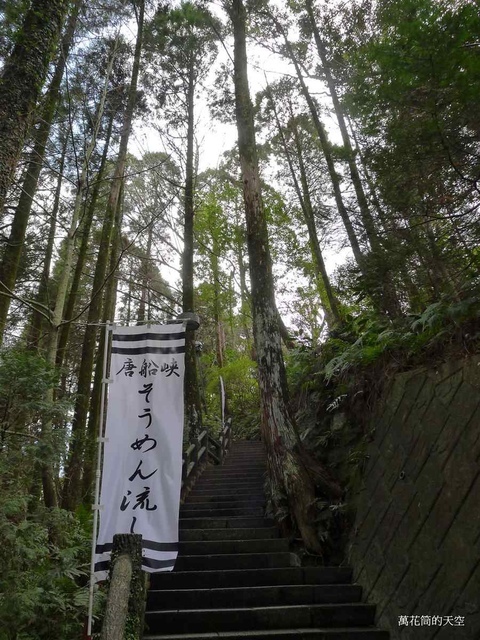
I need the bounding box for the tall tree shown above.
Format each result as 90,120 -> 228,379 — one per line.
262,81 -> 341,326
61,0 -> 146,511
146,1 -> 220,439
227,0 -> 341,554
0,0 -> 82,341
0,0 -> 69,215
303,0 -> 378,249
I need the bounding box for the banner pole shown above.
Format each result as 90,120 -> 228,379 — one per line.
87,320 -> 113,638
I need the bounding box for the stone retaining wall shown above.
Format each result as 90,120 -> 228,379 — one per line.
348,355 -> 480,639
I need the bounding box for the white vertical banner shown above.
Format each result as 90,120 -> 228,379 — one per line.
94,323 -> 185,579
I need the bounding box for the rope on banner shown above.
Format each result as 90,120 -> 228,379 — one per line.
87,320 -> 114,639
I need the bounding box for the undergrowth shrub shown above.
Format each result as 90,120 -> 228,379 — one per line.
283,284 -> 480,563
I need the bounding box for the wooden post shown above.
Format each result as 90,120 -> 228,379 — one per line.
101,533 -> 145,640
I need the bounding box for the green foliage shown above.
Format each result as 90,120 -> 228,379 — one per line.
323,286 -> 480,382
0,476 -> 93,640
284,283 -> 480,562
0,347 -> 92,640
204,354 -> 261,439
0,348 -> 68,429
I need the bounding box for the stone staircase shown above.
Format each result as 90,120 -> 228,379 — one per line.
144,440 -> 389,639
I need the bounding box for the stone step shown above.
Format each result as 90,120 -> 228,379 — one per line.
175,552 -> 300,571
185,492 -> 266,502
213,471 -> 264,476
221,458 -> 266,464
145,603 -> 377,634
149,567 -> 353,590
145,440 -> 388,639
181,499 -> 265,510
197,474 -> 264,480
184,489 -> 264,497
144,628 -> 389,639
179,527 -> 280,541
200,472 -> 265,479
203,465 -> 265,470
205,469 -> 266,475
192,478 -> 263,491
178,538 -> 289,555
224,458 -> 264,462
205,459 -> 265,464
179,507 -> 265,519
223,452 -> 264,457
179,517 -> 273,529
147,584 -> 363,610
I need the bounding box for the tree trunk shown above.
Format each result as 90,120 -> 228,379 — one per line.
38,28 -> 123,508
81,182 -> 123,503
26,129 -> 69,350
0,0 -> 81,341
56,105 -> 115,370
289,114 -> 342,325
61,0 -> 145,511
137,221 -> 153,324
182,57 -> 202,441
304,0 -> 380,249
277,311 -> 297,350
236,225 -> 252,347
0,0 -> 69,216
303,3 -> 401,317
279,29 -> 364,268
268,85 -> 341,326
211,232 -> 225,368
101,534 -> 144,640
229,0 -> 341,554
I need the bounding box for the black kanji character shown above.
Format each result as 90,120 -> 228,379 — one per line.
132,486 -> 157,510
116,358 -> 137,377
140,359 -> 159,378
161,358 -> 179,377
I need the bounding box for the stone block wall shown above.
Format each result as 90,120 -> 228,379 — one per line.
348,355 -> 480,639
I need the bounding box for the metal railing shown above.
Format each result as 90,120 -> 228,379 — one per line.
181,418 -> 232,494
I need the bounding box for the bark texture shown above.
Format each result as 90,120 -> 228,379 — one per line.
101,534 -> 144,640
